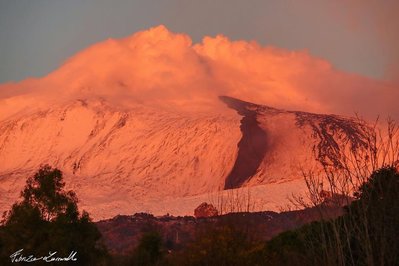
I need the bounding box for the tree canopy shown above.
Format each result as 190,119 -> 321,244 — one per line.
0,165 -> 109,265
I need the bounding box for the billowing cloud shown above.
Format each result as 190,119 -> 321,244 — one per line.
0,25 -> 398,121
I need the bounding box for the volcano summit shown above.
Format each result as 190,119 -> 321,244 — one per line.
0,26 -> 375,220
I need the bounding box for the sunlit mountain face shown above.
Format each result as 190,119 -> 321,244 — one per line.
0,26 -> 392,220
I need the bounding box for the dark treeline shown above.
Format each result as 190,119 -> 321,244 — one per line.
115,167 -> 399,266
0,165 -> 398,265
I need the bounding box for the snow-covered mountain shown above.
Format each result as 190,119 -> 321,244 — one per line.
0,26 -> 378,220
0,95 -> 369,220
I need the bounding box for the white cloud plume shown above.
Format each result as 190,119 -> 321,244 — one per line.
0,25 -> 398,121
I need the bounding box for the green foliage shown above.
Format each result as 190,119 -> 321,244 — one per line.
344,166 -> 399,265
20,166 -> 76,222
2,165 -> 396,265
163,167 -> 397,265
129,231 -> 166,266
169,222 -> 263,266
262,229 -> 308,266
111,166 -> 399,265
0,165 -> 109,265
260,166 -> 399,266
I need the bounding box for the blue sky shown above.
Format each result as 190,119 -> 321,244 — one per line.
0,0 -> 394,83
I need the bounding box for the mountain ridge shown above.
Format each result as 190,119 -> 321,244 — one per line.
0,96 -> 369,220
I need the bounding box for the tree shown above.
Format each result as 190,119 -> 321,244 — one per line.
169,218 -> 263,266
292,118 -> 399,265
129,231 -> 166,266
0,165 -> 109,265
345,167 -> 399,265
260,166 -> 399,266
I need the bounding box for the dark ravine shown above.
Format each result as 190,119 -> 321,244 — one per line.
219,96 -> 268,189
220,96 -> 370,188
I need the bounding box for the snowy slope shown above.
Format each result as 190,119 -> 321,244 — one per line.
0,96 -> 369,220
0,26 -> 375,220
